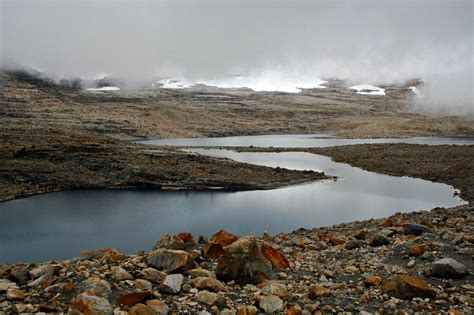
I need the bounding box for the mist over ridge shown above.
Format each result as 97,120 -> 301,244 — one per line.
1,0 -> 472,113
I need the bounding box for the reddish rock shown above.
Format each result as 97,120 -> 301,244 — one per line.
210,229 -> 239,247
379,219 -> 393,227
353,229 -> 369,240
204,242 -> 225,259
365,276 -> 382,287
381,275 -> 436,299
409,244 -> 429,256
117,291 -> 151,306
177,232 -> 195,244
308,284 -> 331,299
286,305 -> 300,315
328,236 -> 345,245
261,243 -> 290,269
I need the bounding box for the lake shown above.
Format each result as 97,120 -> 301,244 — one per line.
0,135 -> 471,263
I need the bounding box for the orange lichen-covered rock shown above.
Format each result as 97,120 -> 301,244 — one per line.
261,243 -> 290,269
328,236 -> 345,245
204,242 -> 225,259
381,275 -> 436,299
177,232 -> 195,244
409,244 -> 429,256
379,219 -> 393,227
365,276 -> 382,287
117,291 -> 151,306
209,229 -> 239,247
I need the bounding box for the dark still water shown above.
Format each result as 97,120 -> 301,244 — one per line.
0,146 -> 467,263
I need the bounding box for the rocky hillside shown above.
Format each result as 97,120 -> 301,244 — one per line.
0,205 -> 472,314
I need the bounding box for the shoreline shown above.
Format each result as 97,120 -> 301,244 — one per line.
1,204 -> 472,313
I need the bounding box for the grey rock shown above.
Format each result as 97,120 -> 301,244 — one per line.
431,258 -> 468,278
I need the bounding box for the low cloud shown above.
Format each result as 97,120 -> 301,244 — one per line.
1,0 -> 472,113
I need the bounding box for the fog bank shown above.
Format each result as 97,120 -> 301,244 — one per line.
1,0 -> 472,113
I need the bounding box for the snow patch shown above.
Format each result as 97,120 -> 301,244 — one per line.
349,84 -> 385,96
198,75 -> 327,93
409,86 -> 423,98
153,79 -> 190,89
86,86 -> 120,91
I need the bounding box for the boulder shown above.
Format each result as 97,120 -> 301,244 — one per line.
80,248 -> 121,263
10,265 -> 29,284
153,234 -> 186,250
216,237 -> 274,284
308,284 -> 331,299
72,291 -> 113,315
129,303 -> 155,315
204,242 -> 225,259
188,268 -> 216,279
147,249 -> 196,272
409,244 -> 429,256
146,300 -> 170,314
431,258 -> 468,278
83,276 -> 112,298
369,234 -> 390,247
160,274 -> 184,294
198,235 -> 209,245
110,266 -> 133,281
142,268 -> 166,284
6,288 -> 25,301
259,295 -> 284,313
177,232 -> 195,245
30,264 -> 54,279
381,275 -> 436,299
191,276 -> 226,292
364,276 -> 382,287
328,236 -> 345,245
27,273 -> 54,288
135,279 -> 153,291
0,279 -> 17,292
197,290 -> 219,305
261,243 -> 290,269
403,223 -> 433,236
117,291 -> 151,305
345,239 -> 365,250
210,229 -> 239,247
237,306 -> 258,315
261,282 -> 287,299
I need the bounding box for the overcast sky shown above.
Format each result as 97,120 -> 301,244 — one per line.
1,0 -> 473,112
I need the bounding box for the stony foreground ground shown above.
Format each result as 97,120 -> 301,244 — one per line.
0,205 -> 472,314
